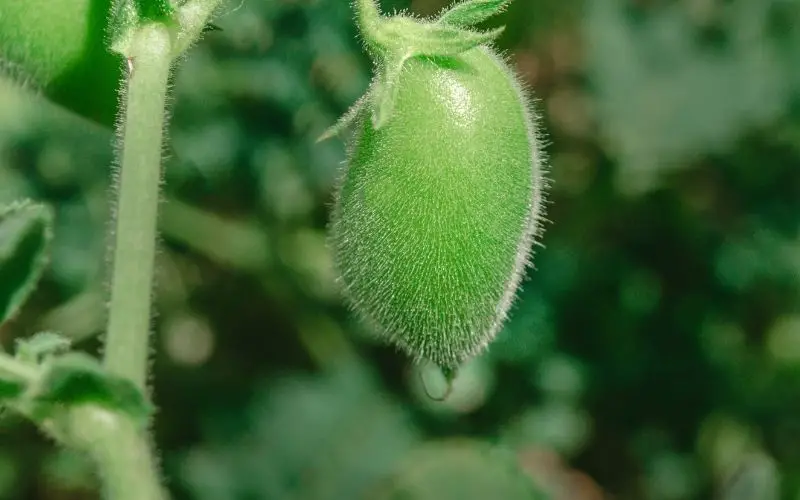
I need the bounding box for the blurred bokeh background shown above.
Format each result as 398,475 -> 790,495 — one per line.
1,0 -> 799,498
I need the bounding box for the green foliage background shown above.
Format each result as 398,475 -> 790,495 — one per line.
0,0 -> 799,498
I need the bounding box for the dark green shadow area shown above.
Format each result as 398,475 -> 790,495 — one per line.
0,215 -> 48,323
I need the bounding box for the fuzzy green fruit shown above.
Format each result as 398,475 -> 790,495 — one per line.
0,0 -> 121,125
330,46 -> 545,370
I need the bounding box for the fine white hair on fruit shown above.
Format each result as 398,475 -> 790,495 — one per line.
328,0 -> 549,371
0,58 -> 43,95
329,43 -> 547,370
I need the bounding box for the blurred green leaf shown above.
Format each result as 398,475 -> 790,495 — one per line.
721,454 -> 780,500
585,0 -> 800,192
30,353 -> 152,427
370,440 -> 549,500
182,364 -> 420,500
501,402 -> 592,459
15,332 -> 71,364
0,200 -> 53,325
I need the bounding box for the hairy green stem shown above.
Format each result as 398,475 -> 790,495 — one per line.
0,354 -> 167,500
0,352 -> 39,381
97,23 -> 172,499
104,23 -> 172,391
66,407 -> 166,500
96,3 -> 223,498
173,0 -> 225,56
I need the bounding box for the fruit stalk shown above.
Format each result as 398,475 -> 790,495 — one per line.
65,407 -> 167,500
104,23 -> 172,391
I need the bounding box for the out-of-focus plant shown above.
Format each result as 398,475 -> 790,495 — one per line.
1,0 -> 797,499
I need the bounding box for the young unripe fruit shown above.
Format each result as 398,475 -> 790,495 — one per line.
328,0 -> 546,372
0,0 -> 179,127
0,0 -> 121,125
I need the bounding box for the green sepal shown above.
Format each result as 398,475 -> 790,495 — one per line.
364,22 -> 502,129
371,52 -> 411,129
381,17 -> 504,58
318,93 -> 370,142
16,332 -> 72,364
346,2 -> 506,130
437,0 -> 511,27
109,0 -> 139,55
110,0 -> 176,55
29,353 -> 152,428
0,201 -> 53,326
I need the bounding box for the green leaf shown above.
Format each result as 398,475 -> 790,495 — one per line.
16,332 -> 71,364
438,0 -> 511,27
110,0 -> 140,55
0,201 -> 53,326
181,364 -> 421,500
31,354 -> 152,427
